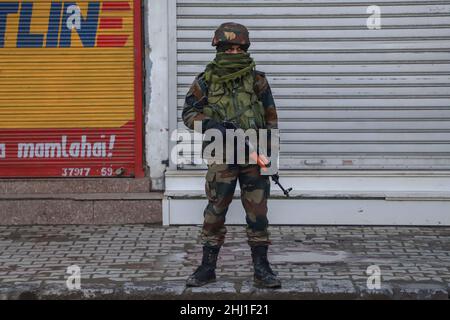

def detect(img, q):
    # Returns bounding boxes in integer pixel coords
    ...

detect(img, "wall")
[145,0,171,190]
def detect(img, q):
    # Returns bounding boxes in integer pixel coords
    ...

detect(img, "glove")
[202,118,227,136]
[222,121,238,130]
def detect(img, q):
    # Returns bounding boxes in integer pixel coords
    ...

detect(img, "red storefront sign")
[0,0,144,177]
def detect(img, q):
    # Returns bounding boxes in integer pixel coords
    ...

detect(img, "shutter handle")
[304,159,325,166]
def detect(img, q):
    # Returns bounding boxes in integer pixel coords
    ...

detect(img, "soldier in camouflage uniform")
[183,22,281,288]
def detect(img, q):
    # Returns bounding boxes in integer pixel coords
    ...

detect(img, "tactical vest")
[203,71,266,130]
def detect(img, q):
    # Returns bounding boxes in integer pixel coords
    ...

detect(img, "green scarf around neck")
[204,52,256,91]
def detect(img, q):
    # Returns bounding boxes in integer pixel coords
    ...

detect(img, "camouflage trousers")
[201,162,271,248]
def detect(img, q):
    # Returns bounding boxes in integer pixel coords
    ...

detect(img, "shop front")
[146,0,450,225]
[0,1,163,226]
[0,0,144,178]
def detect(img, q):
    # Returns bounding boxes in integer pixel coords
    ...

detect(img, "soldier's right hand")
[202,119,227,136]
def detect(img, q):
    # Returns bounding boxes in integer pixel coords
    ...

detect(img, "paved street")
[0,224,449,299]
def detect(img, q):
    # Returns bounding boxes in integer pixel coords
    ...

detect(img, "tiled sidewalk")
[0,225,449,299]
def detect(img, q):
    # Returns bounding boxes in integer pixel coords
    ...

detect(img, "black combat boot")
[251,245,281,288]
[186,245,220,287]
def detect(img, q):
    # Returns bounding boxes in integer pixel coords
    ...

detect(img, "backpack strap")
[197,72,209,97]
[253,70,266,98]
[192,72,209,109]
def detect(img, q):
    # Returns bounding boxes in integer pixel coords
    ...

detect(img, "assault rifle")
[222,121,293,198]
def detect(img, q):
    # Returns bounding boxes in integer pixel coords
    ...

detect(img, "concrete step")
[0,192,163,225]
[0,178,152,194]
[164,193,450,226]
[0,192,163,200]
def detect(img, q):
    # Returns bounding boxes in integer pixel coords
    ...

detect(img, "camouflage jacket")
[182,70,279,161]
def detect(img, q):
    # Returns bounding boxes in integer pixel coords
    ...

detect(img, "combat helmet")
[211,22,250,50]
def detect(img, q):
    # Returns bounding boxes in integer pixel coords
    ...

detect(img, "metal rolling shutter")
[176,0,450,170]
[0,0,143,178]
